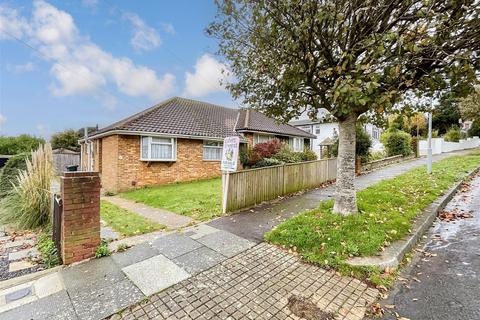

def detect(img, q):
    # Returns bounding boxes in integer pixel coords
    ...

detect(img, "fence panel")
[53,152,80,173]
[225,158,337,212]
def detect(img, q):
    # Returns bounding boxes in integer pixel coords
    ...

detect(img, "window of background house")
[203,141,223,160]
[141,136,176,161]
[315,125,321,135]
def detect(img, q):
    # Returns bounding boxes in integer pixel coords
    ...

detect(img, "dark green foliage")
[381,129,412,157]
[432,101,461,135]
[50,129,81,152]
[444,126,461,142]
[0,135,44,155]
[332,126,372,162]
[0,153,29,197]
[252,158,283,168]
[271,146,303,163]
[37,232,61,267]
[468,120,480,137]
[299,149,317,161]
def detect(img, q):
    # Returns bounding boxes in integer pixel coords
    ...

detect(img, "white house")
[289,111,384,157]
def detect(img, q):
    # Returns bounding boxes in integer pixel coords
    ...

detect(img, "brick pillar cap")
[62,171,99,178]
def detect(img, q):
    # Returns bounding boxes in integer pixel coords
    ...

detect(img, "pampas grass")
[0,143,54,229]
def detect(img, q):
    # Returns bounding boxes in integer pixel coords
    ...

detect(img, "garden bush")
[299,149,317,161]
[332,126,372,162]
[271,145,303,163]
[381,129,412,157]
[252,158,283,168]
[444,126,461,142]
[0,153,29,197]
[0,144,55,229]
[468,120,480,137]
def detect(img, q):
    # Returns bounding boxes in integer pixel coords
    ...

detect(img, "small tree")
[209,0,480,215]
[332,126,372,163]
[0,134,45,155]
[51,129,81,152]
[459,86,480,123]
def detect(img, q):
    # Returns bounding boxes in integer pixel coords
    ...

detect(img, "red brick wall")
[60,172,101,264]
[100,135,222,192]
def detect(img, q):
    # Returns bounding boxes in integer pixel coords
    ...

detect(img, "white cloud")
[0,114,6,127]
[0,1,175,105]
[184,54,231,97]
[0,5,30,39]
[8,62,35,73]
[161,23,175,35]
[81,0,98,8]
[123,12,160,52]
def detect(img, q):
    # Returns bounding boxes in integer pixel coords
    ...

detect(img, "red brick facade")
[60,172,101,264]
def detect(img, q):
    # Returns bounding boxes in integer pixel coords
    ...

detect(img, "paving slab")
[150,233,202,259]
[111,243,159,268]
[101,223,120,241]
[122,254,190,296]
[8,260,35,272]
[61,256,125,291]
[33,272,63,299]
[172,246,226,274]
[4,239,35,249]
[0,290,77,320]
[196,230,255,257]
[68,279,144,320]
[8,248,40,261]
[184,224,219,240]
[102,196,193,229]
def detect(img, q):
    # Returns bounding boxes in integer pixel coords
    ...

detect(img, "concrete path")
[102,196,194,229]
[208,150,475,242]
[0,225,254,320]
[376,171,480,320]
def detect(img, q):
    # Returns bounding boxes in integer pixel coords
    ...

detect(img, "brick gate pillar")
[60,172,101,264]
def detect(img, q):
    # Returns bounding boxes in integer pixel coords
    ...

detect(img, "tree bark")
[333,113,358,215]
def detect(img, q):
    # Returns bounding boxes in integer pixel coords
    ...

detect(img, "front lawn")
[100,201,166,237]
[120,178,222,221]
[266,151,480,285]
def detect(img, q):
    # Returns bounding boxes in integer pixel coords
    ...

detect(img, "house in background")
[80,97,314,192]
[289,111,384,158]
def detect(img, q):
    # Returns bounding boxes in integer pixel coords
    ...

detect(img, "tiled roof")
[236,109,315,138]
[90,97,315,140]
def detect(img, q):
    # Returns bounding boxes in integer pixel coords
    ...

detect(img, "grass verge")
[119,178,222,221]
[266,152,480,286]
[100,200,166,237]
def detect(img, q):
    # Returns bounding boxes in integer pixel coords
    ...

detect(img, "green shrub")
[0,153,29,197]
[444,126,461,142]
[381,129,412,157]
[0,144,54,229]
[332,126,372,162]
[468,120,480,137]
[299,149,317,161]
[0,134,45,155]
[369,151,386,161]
[271,145,303,163]
[252,158,283,168]
[37,232,60,268]
[95,239,112,258]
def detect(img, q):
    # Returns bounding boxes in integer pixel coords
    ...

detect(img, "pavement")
[102,196,194,229]
[376,170,480,320]
[208,150,474,242]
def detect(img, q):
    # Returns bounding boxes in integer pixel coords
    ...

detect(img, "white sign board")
[221,136,240,172]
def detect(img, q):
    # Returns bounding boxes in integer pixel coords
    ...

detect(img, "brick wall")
[100,135,222,192]
[60,172,101,264]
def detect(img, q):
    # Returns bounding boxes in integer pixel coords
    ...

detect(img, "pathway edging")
[347,166,480,270]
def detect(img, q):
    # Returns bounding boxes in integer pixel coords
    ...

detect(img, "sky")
[0,0,238,137]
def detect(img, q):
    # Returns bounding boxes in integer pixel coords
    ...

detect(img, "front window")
[141,136,176,161]
[289,137,304,152]
[203,140,223,161]
[253,134,274,145]
[315,125,321,135]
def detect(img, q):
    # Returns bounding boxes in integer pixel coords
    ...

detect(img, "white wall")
[419,137,480,155]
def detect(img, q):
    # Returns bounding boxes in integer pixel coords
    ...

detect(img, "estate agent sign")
[221,136,240,172]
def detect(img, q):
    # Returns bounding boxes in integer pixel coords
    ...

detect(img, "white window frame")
[314,125,321,135]
[140,136,177,161]
[253,133,274,145]
[289,137,304,152]
[203,140,223,161]
[300,125,312,134]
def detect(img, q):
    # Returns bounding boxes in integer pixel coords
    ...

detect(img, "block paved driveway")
[112,243,378,320]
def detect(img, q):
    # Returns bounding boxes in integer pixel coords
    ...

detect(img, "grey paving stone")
[112,243,159,268]
[101,225,120,241]
[150,233,202,259]
[5,286,33,303]
[196,230,254,257]
[0,290,78,320]
[172,246,226,275]
[4,239,35,249]
[68,279,144,320]
[185,224,219,240]
[8,248,40,261]
[122,254,190,296]
[61,256,125,291]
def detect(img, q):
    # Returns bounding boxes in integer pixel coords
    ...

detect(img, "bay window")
[141,136,176,161]
[203,141,223,161]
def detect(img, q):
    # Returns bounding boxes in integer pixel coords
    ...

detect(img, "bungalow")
[80,97,315,192]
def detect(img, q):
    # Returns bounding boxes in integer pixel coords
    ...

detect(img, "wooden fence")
[223,158,337,213]
[53,149,80,173]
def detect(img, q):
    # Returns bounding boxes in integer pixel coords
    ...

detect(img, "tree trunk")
[333,113,358,215]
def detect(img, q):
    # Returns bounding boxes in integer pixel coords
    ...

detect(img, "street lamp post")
[427,112,433,174]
